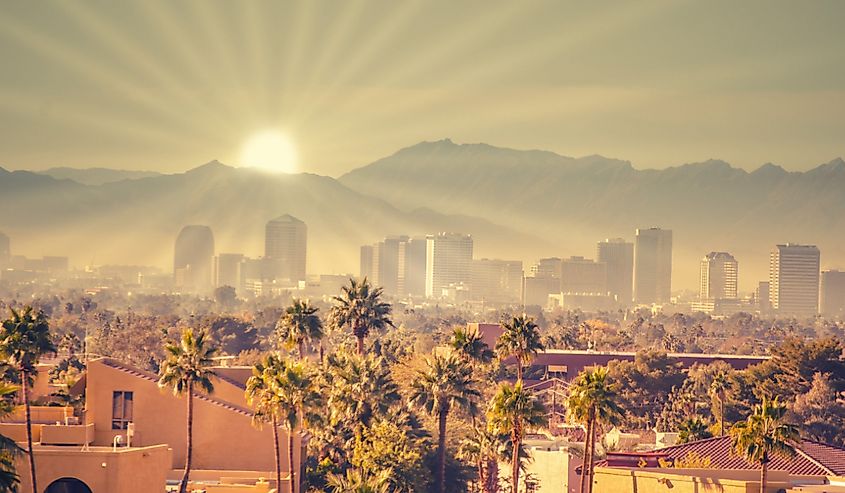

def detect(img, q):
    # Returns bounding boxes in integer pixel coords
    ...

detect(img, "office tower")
[524,257,562,307]
[215,253,244,291]
[634,228,673,304]
[265,214,307,282]
[769,243,820,316]
[359,245,374,279]
[699,252,738,300]
[756,281,771,315]
[560,256,607,295]
[372,236,407,297]
[0,232,9,265]
[403,237,427,297]
[425,233,473,298]
[820,270,845,318]
[597,238,634,304]
[471,259,523,303]
[173,225,215,292]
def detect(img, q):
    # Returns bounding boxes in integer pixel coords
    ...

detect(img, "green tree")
[790,372,845,446]
[329,278,393,355]
[409,354,480,493]
[730,397,800,493]
[566,366,623,493]
[158,328,218,493]
[327,468,390,493]
[269,360,321,493]
[350,419,428,493]
[0,306,56,493]
[245,354,285,490]
[677,417,713,444]
[277,299,323,360]
[487,381,547,493]
[495,315,544,382]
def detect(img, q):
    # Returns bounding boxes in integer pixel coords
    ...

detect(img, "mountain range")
[3,139,844,291]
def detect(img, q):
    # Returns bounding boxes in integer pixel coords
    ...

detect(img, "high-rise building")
[402,237,427,298]
[471,259,523,303]
[597,238,633,304]
[756,281,771,315]
[769,243,820,316]
[425,233,473,298]
[173,225,215,293]
[634,228,673,304]
[372,236,407,297]
[523,257,562,307]
[265,214,307,282]
[0,232,9,265]
[215,253,244,291]
[699,252,738,300]
[820,270,845,318]
[359,245,374,280]
[560,256,607,295]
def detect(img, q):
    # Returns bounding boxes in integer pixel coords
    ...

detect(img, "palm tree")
[0,306,56,493]
[458,426,508,493]
[566,366,623,493]
[277,299,323,360]
[325,350,400,430]
[730,397,800,493]
[451,326,494,365]
[158,328,217,493]
[245,354,285,491]
[495,315,544,382]
[268,360,320,493]
[710,371,729,436]
[327,468,390,493]
[409,354,480,493]
[0,382,23,493]
[677,417,713,444]
[329,278,392,355]
[487,381,547,493]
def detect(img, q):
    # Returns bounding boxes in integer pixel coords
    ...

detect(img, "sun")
[239,130,298,173]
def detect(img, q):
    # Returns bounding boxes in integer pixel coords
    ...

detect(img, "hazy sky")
[2,0,844,175]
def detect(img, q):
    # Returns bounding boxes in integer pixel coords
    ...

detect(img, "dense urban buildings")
[471,258,523,303]
[359,236,427,298]
[597,238,633,304]
[560,256,607,295]
[173,225,215,293]
[769,243,820,316]
[820,269,845,318]
[425,233,473,298]
[633,227,673,304]
[265,214,307,282]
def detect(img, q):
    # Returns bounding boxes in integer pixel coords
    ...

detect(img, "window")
[112,391,133,430]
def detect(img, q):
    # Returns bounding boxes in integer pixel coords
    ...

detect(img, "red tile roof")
[649,435,845,476]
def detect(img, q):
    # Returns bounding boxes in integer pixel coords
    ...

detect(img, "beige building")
[634,228,672,305]
[425,233,473,298]
[471,258,523,304]
[0,359,301,493]
[265,214,307,282]
[597,238,634,305]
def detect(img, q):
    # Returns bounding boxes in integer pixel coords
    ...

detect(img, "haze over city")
[1,3,845,493]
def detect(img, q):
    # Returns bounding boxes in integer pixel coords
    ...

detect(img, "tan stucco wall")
[16,444,171,493]
[85,359,302,474]
[593,467,794,493]
[523,446,573,493]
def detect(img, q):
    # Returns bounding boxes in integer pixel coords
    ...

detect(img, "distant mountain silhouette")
[3,142,844,290]
[36,167,162,186]
[0,162,547,275]
[340,140,845,289]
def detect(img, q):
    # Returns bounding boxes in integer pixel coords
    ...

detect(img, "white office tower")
[700,252,738,300]
[769,244,820,316]
[425,233,473,298]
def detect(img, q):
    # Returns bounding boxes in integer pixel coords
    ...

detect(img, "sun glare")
[239,130,298,173]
